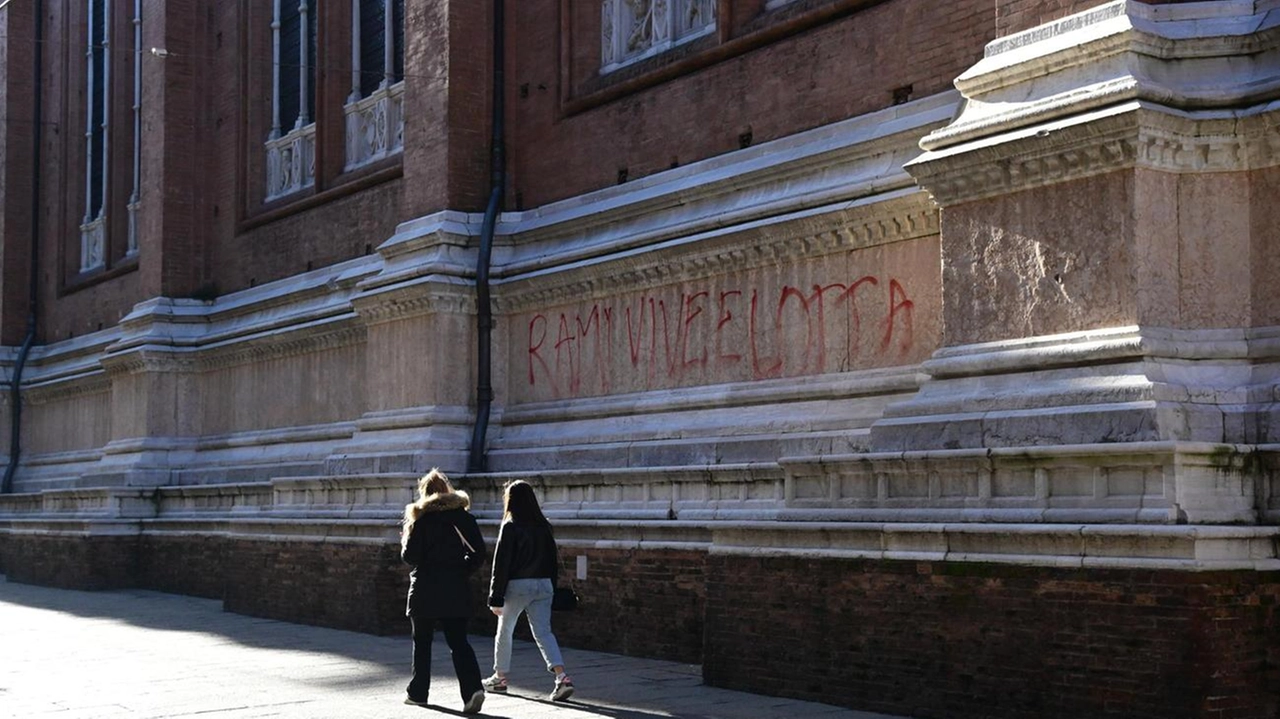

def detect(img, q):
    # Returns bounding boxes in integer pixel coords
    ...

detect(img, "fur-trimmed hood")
[416,490,470,513]
[404,490,470,526]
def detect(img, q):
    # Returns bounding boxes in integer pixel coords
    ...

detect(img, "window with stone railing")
[265,0,318,201]
[601,0,716,73]
[344,0,405,171]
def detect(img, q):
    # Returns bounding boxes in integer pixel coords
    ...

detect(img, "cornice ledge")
[362,211,478,293]
[925,0,1280,154]
[193,322,367,371]
[907,100,1280,206]
[492,98,955,280]
[492,191,938,314]
[99,347,199,376]
[21,372,112,405]
[349,274,476,323]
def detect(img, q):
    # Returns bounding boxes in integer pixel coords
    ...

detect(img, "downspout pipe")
[3,3,44,494]
[467,0,505,473]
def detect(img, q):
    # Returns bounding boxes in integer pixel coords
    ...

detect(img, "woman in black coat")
[401,469,487,713]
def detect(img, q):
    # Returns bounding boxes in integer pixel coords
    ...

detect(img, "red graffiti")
[525,275,918,399]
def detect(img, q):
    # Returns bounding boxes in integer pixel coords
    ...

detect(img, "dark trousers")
[407,616,483,703]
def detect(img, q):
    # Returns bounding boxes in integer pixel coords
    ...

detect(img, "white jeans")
[493,578,564,674]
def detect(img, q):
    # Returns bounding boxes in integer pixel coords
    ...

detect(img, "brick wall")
[137,534,229,600]
[511,0,1000,208]
[552,547,705,664]
[0,534,138,590]
[220,538,409,636]
[0,1,35,345]
[704,555,1280,719]
[466,546,707,665]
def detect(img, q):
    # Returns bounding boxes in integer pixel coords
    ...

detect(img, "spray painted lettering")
[524,276,915,399]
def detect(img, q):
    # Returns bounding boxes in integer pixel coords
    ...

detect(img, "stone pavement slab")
[0,575,907,719]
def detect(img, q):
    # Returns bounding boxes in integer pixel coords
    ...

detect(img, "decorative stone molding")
[493,194,939,314]
[498,92,956,270]
[20,373,112,405]
[468,464,786,521]
[79,216,106,272]
[343,81,405,171]
[193,324,367,372]
[355,93,954,319]
[0,487,158,519]
[907,0,1280,205]
[349,278,476,324]
[195,422,358,452]
[269,474,418,516]
[265,123,317,201]
[781,443,1199,524]
[4,463,1276,568]
[706,521,1280,571]
[910,103,1280,205]
[151,483,269,517]
[99,348,199,377]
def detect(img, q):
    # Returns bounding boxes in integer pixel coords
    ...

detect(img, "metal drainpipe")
[3,3,44,494]
[467,0,505,473]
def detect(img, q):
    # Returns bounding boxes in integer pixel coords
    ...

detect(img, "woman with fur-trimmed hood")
[400,468,487,713]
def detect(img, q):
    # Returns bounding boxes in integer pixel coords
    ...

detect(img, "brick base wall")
[137,535,229,600]
[220,538,409,636]
[704,555,1280,719]
[466,546,706,665]
[2,532,1276,717]
[0,534,138,589]
[543,547,704,664]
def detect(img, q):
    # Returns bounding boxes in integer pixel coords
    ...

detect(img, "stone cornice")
[926,0,1280,152]
[908,100,1280,205]
[349,276,476,324]
[21,372,112,405]
[193,322,366,372]
[492,192,939,314]
[99,348,200,377]
[371,92,956,298]
[908,0,1280,205]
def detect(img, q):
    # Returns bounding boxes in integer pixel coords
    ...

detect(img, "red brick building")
[1,1,1278,717]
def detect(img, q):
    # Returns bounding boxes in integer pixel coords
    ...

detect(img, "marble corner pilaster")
[906,0,1280,206]
[358,211,479,295]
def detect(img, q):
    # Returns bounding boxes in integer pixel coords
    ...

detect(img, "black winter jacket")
[401,491,486,618]
[487,520,558,607]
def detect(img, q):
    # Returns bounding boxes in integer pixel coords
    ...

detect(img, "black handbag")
[551,586,579,611]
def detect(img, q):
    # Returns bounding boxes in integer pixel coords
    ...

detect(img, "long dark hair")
[502,480,549,526]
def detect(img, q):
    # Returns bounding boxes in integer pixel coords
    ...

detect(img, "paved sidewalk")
[0,575,905,719]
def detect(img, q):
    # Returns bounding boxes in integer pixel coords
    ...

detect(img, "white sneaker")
[550,674,575,702]
[482,673,509,693]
